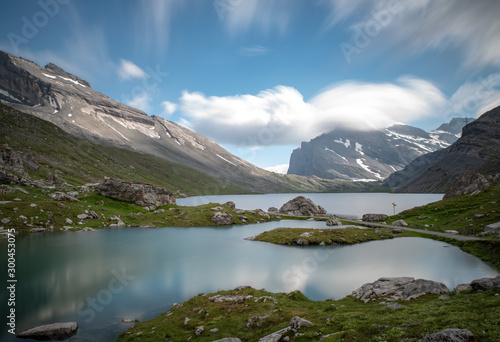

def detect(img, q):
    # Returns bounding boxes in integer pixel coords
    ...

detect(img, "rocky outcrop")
[417,328,475,342]
[0,144,39,175]
[362,214,387,222]
[211,211,234,225]
[257,316,314,342]
[326,216,342,226]
[17,321,78,340]
[352,277,449,302]
[279,196,326,216]
[386,105,500,193]
[97,177,175,210]
[443,171,491,199]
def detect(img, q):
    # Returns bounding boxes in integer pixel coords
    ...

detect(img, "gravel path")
[341,219,482,241]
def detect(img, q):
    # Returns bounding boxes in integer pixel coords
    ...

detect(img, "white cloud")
[445,73,500,120]
[324,0,500,69]
[265,164,289,174]
[161,101,178,115]
[118,59,146,80]
[178,77,446,147]
[126,93,152,112]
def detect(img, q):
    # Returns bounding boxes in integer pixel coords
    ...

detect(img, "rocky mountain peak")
[45,63,91,88]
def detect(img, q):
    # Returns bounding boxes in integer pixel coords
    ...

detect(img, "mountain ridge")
[0,51,365,194]
[287,120,465,182]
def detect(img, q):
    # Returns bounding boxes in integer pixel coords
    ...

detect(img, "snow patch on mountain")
[334,138,350,148]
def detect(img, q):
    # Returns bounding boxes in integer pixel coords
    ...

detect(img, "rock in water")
[417,328,476,342]
[279,196,326,216]
[17,322,78,340]
[97,177,175,210]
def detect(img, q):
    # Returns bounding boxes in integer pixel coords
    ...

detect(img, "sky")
[1,0,500,173]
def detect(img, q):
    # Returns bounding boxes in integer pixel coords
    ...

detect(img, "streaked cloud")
[324,0,500,69]
[221,0,294,36]
[239,45,269,56]
[118,59,146,80]
[178,77,446,147]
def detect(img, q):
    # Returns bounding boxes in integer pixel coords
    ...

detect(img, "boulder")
[290,316,314,331]
[362,214,388,222]
[279,196,326,216]
[417,328,475,342]
[49,192,79,202]
[484,221,500,235]
[212,339,242,342]
[195,326,204,336]
[268,207,279,212]
[295,238,310,246]
[97,177,175,210]
[470,275,500,291]
[17,322,78,340]
[392,228,403,233]
[326,216,342,226]
[352,277,449,302]
[211,212,234,225]
[392,219,408,227]
[223,201,236,209]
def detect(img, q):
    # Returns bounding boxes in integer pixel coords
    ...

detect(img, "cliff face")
[385,105,500,193]
[287,122,462,182]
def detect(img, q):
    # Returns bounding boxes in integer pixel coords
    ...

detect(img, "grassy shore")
[118,286,500,342]
[253,227,394,245]
[0,185,278,233]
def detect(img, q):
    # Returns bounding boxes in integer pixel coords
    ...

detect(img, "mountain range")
[0,51,362,194]
[287,120,466,182]
[385,105,500,193]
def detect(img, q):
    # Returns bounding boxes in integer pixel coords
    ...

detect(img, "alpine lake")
[1,193,498,341]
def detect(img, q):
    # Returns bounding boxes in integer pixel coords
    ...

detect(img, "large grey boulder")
[352,277,449,302]
[279,196,326,216]
[470,275,500,291]
[392,219,408,227]
[362,214,388,222]
[326,216,342,226]
[417,328,475,342]
[211,339,242,342]
[98,177,175,210]
[484,221,500,235]
[17,322,78,340]
[211,212,234,225]
[444,171,490,199]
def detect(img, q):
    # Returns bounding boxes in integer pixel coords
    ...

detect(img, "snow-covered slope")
[287,121,467,182]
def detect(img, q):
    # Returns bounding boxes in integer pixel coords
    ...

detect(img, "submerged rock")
[17,322,78,340]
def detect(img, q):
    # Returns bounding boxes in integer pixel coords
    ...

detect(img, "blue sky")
[1,0,500,172]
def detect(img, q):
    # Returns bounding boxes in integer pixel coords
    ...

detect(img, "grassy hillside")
[388,186,500,236]
[0,103,249,196]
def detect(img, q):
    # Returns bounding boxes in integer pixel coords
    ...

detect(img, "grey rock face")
[210,212,234,225]
[0,144,39,176]
[279,196,326,216]
[362,214,387,222]
[417,328,475,342]
[352,277,449,302]
[444,171,491,199]
[98,177,175,210]
[17,321,78,340]
[386,105,500,193]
